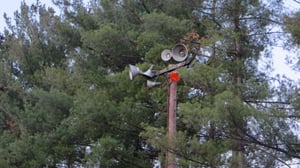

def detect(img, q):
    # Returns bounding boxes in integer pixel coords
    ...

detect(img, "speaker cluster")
[161,44,188,62]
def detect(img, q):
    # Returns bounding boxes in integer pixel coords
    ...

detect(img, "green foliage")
[81,24,138,71]
[0,0,299,167]
[285,12,300,45]
[137,12,193,63]
[20,88,73,135]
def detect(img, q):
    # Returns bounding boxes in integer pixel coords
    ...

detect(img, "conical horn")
[147,80,161,88]
[129,64,142,80]
[172,43,188,62]
[161,49,173,61]
[142,65,154,78]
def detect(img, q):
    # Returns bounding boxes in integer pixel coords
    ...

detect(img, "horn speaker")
[129,64,155,80]
[147,80,161,88]
[129,64,142,80]
[142,65,154,78]
[161,49,173,61]
[172,44,188,62]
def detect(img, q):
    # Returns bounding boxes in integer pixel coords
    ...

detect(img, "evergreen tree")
[284,2,300,69]
[0,1,78,167]
[0,0,299,167]
[142,0,300,167]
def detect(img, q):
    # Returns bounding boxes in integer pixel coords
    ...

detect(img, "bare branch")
[0,106,17,121]
[294,0,300,4]
[245,100,291,105]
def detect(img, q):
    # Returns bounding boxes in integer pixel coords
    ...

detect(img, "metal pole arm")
[153,55,195,78]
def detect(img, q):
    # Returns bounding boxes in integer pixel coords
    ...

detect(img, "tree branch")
[0,106,17,121]
[245,100,291,104]
[243,131,300,159]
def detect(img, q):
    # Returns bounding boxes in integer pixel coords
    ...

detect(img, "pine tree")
[0,0,299,167]
[142,0,300,167]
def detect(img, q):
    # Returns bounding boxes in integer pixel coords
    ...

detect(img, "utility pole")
[166,71,179,168]
[129,44,194,168]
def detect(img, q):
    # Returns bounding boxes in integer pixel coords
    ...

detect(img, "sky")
[0,0,300,82]
[0,0,57,30]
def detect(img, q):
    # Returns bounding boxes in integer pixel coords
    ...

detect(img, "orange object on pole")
[169,71,180,83]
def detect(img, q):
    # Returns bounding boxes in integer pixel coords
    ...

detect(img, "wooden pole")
[166,72,178,168]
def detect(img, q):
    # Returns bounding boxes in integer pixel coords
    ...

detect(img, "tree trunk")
[231,0,245,167]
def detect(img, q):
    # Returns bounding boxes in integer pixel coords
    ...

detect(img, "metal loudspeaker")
[161,49,173,61]
[129,64,142,80]
[129,64,155,80]
[143,65,154,78]
[172,43,188,62]
[147,80,161,88]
